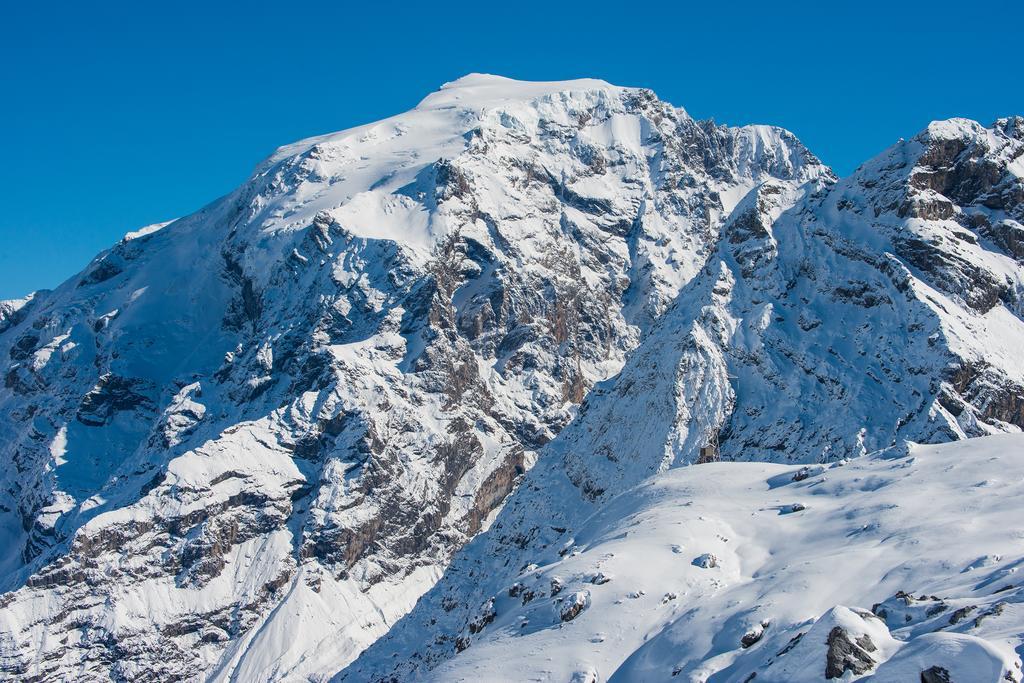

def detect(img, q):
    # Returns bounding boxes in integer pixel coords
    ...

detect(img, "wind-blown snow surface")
[1,75,1023,682]
[344,436,1024,682]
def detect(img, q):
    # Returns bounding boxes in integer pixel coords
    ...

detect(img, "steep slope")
[367,435,1024,682]
[340,117,1024,681]
[0,75,823,681]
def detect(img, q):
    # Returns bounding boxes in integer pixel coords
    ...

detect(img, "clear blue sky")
[1,0,1021,299]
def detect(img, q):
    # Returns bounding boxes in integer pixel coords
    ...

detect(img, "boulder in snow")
[560,590,591,622]
[693,553,718,569]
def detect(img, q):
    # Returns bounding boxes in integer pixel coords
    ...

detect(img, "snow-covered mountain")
[0,75,1022,682]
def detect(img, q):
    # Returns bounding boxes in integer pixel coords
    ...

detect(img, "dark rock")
[741,622,768,648]
[76,374,156,426]
[559,591,589,622]
[9,333,39,361]
[776,631,804,656]
[825,627,877,679]
[78,257,123,286]
[467,599,495,634]
[921,665,952,683]
[692,553,718,569]
[973,602,1006,628]
[948,605,977,625]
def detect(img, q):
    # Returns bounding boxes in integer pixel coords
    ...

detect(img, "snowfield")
[347,436,1024,682]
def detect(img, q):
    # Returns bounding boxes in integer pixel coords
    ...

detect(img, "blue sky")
[1,0,1021,298]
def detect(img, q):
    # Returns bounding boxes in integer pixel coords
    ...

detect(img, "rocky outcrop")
[825,626,878,678]
[559,590,590,622]
[920,666,952,683]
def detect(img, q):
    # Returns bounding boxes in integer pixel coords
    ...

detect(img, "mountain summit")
[1,76,1022,682]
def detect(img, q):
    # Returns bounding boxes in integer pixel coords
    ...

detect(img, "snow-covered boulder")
[692,553,719,569]
[559,590,591,622]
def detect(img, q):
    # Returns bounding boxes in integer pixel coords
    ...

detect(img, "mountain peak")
[921,117,988,141]
[416,73,624,110]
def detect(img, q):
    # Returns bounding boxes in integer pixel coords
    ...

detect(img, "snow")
[416,73,624,111]
[123,220,174,241]
[0,293,35,321]
[212,563,443,683]
[381,436,1024,682]
[328,190,434,249]
[924,117,988,141]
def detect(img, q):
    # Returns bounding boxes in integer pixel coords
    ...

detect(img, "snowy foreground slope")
[1,75,1023,681]
[344,435,1024,682]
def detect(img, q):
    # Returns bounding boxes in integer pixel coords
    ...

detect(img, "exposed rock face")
[825,626,878,678]
[740,621,768,648]
[559,590,590,622]
[921,665,952,683]
[0,75,823,681]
